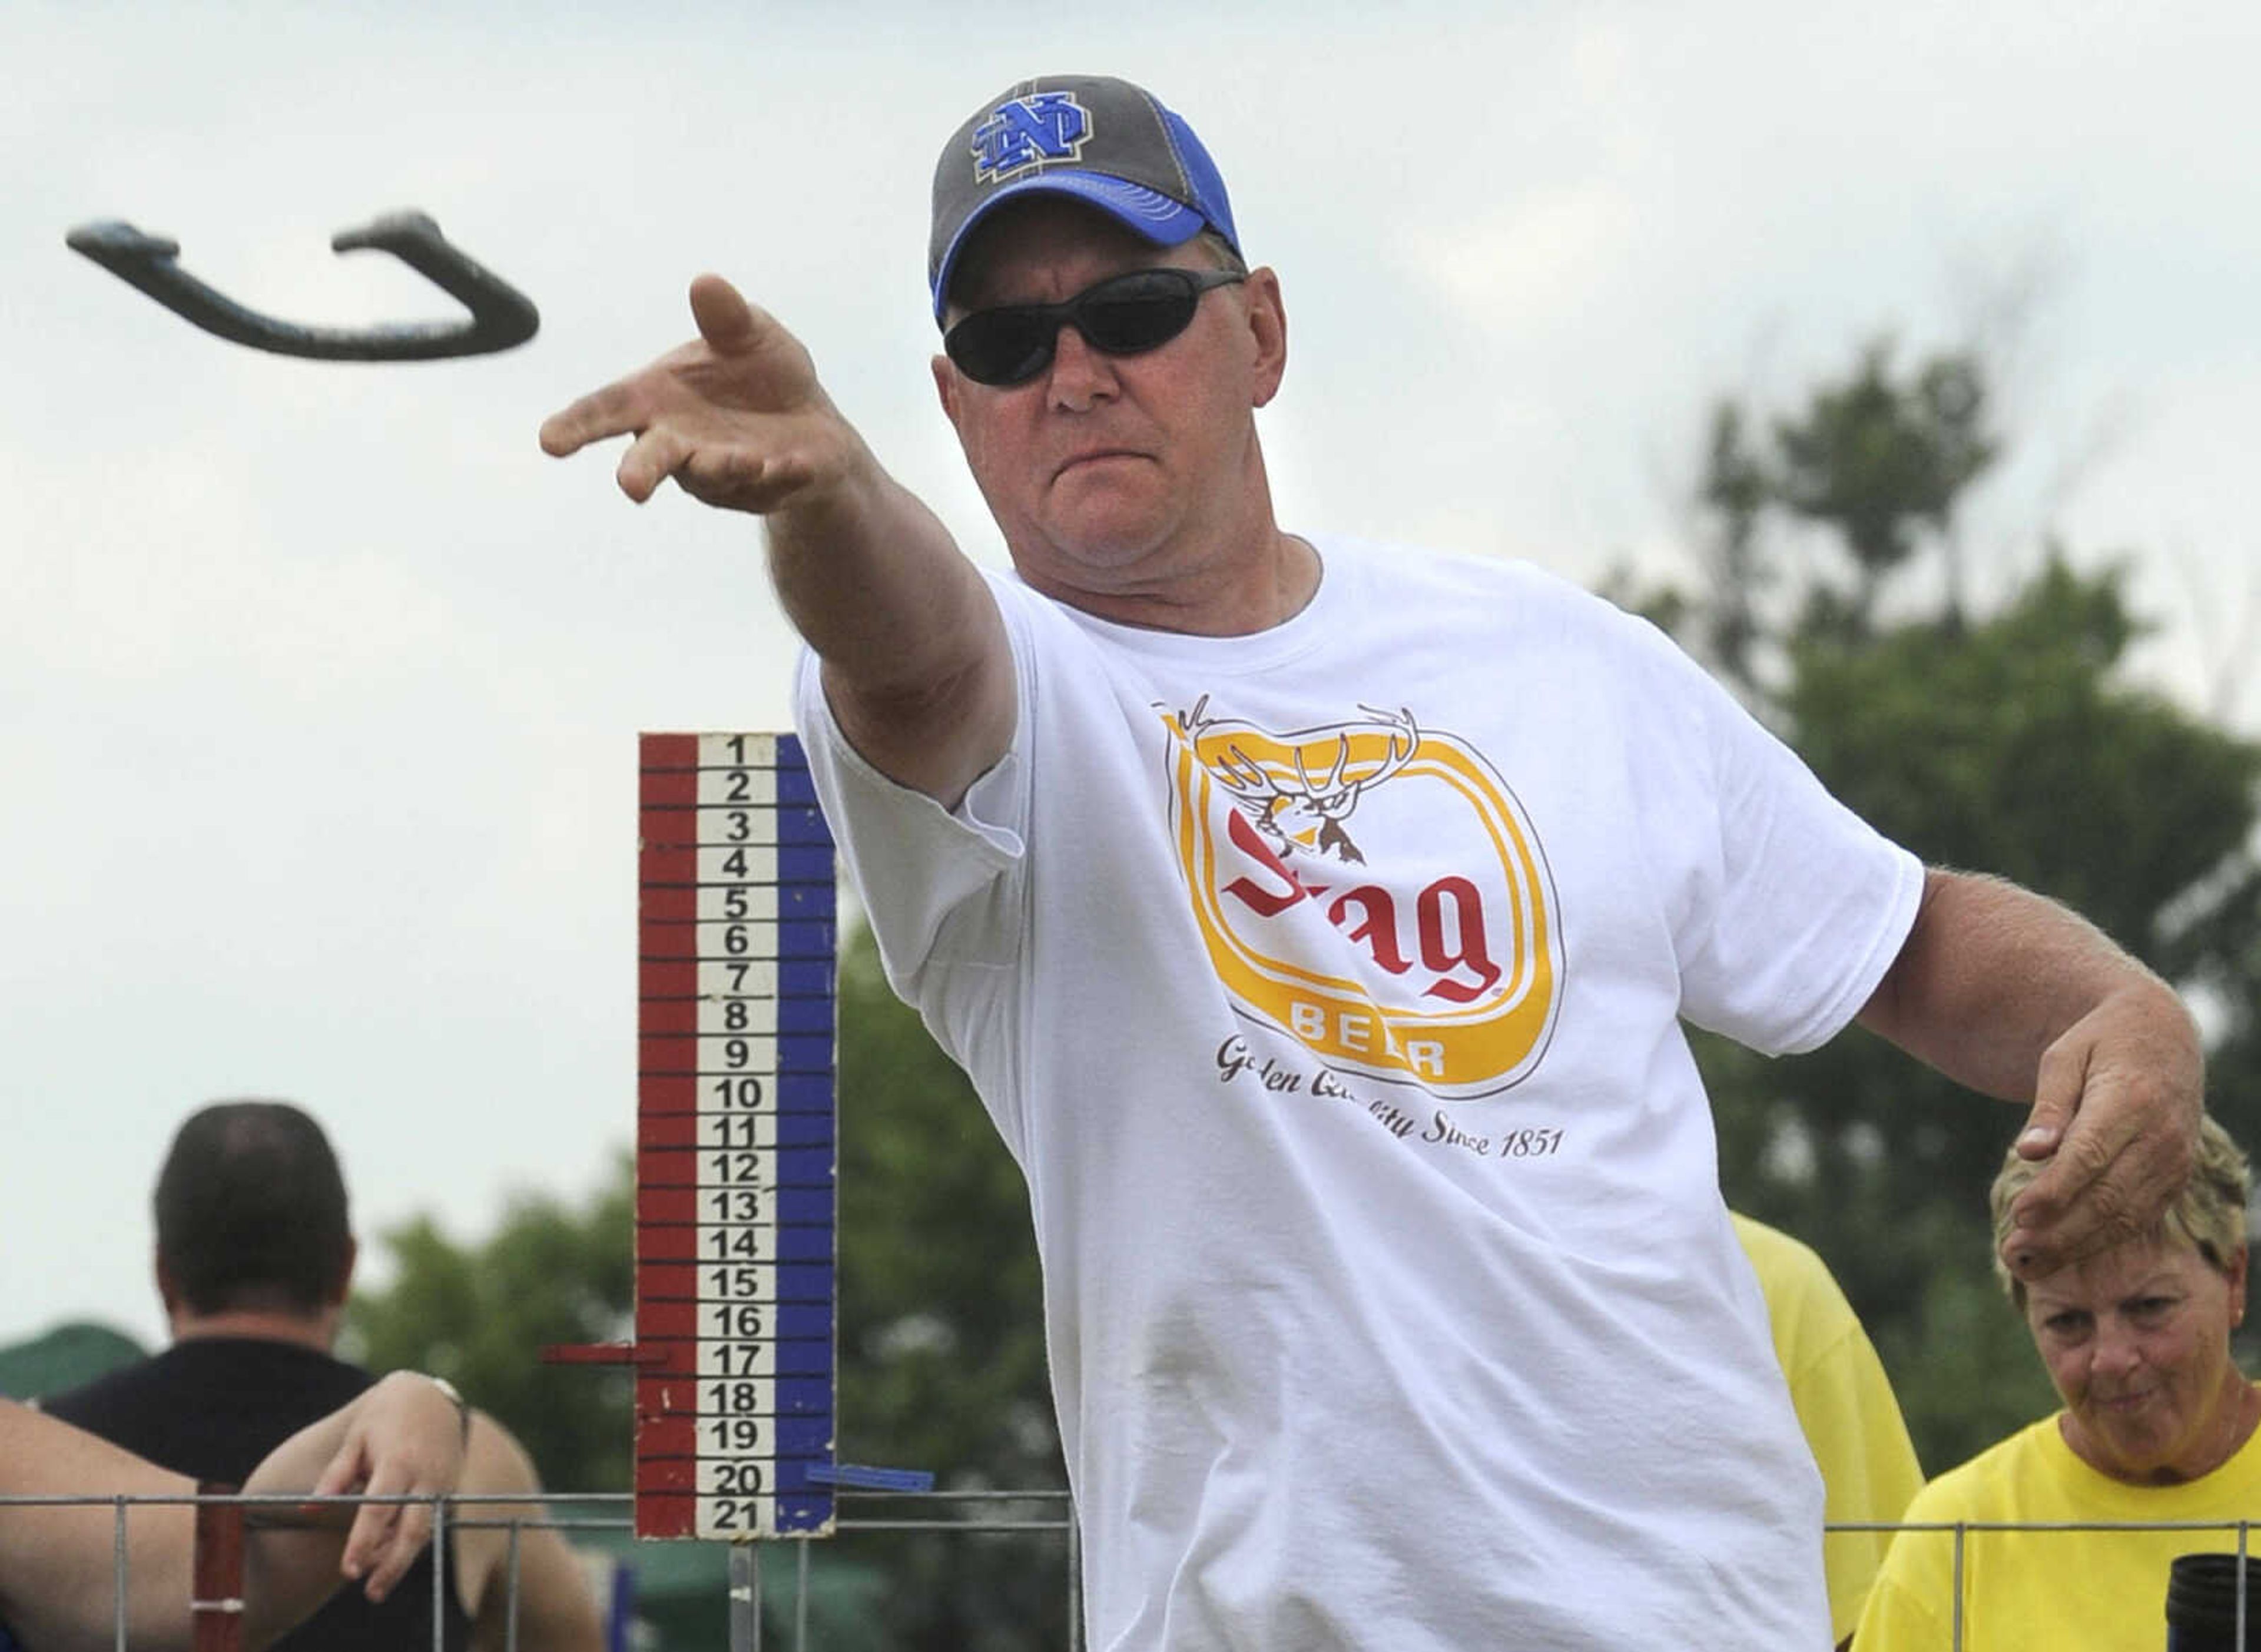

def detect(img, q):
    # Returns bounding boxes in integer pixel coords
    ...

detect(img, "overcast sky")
[5,1,2257,1355]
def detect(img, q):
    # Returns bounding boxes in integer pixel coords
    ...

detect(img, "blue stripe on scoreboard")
[635,732,837,1541]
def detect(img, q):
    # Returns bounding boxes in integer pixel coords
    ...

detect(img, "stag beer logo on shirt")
[1164,696,1562,1097]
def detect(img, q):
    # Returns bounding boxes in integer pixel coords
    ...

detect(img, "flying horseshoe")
[64,210,539,361]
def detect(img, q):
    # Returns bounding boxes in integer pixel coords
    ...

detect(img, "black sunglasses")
[944,267,1247,388]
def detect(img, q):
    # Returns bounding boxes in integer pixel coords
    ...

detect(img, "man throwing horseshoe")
[543,74,2203,1650]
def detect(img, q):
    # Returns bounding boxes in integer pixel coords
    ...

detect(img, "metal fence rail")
[9,1488,2257,1651]
[0,1487,1080,1652]
[1835,1515,2259,1649]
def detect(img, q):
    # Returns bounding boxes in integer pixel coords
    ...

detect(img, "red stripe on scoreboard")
[633,731,837,1542]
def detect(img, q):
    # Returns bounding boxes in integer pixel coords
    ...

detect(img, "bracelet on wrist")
[416,1372,473,1447]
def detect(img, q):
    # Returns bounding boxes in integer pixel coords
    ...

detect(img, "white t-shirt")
[795,535,1925,1650]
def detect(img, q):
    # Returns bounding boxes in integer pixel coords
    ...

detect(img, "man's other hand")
[1998,982,2203,1282]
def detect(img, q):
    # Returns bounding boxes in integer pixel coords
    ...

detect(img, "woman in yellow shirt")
[1858,1115,2261,1649]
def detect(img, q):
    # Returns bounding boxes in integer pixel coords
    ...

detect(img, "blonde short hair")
[1991,1113,2250,1310]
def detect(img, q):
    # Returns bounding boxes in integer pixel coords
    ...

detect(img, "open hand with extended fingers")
[316,1372,472,1603]
[539,274,862,515]
[1997,981,2204,1283]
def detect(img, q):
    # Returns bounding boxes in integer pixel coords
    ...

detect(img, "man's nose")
[1046,323,1118,409]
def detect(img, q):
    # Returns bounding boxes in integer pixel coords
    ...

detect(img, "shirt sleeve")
[793,642,1027,997]
[789,578,1040,1146]
[1851,1545,1956,1652]
[1617,615,1924,1054]
[1846,1461,1975,1652]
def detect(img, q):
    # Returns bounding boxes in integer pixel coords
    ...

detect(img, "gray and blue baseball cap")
[928,74,1241,323]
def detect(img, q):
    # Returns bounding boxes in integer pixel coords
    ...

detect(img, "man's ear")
[1243,267,1287,409]
[933,353,965,432]
[154,1249,180,1314]
[328,1235,359,1308]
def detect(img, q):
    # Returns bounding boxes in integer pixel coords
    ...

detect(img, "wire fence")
[11,1488,2261,1651]
[0,1486,1082,1652]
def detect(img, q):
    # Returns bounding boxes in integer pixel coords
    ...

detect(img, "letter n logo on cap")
[972,92,1092,184]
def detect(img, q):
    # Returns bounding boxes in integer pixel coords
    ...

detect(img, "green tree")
[343,1156,635,1493]
[1630,337,2261,1471]
[1772,341,1995,623]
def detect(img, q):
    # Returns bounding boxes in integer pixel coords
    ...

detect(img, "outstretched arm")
[540,275,1013,807]
[1856,867,2203,1281]
[0,1373,468,1652]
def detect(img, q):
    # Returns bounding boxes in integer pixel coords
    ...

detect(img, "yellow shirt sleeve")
[1854,1557,1955,1652]
[1735,1214,1928,1643]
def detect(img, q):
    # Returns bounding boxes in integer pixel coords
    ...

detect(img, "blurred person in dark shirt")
[2,1369,466,1652]
[43,1100,600,1652]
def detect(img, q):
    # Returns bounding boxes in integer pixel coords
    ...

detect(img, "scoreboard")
[632,732,837,1540]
